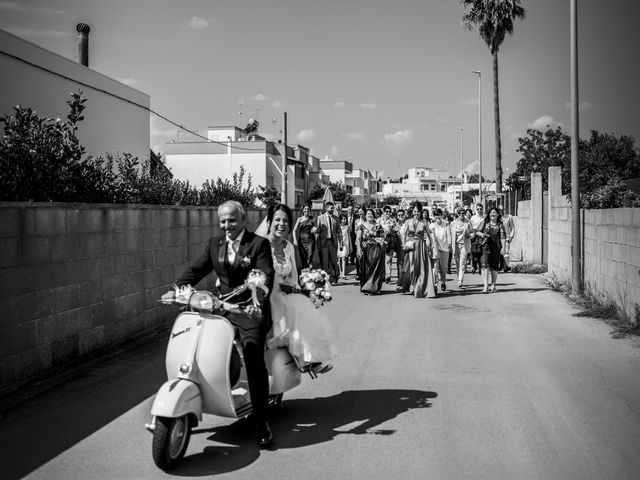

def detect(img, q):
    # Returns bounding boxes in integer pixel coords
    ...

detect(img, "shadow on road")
[0,330,168,480]
[176,388,437,476]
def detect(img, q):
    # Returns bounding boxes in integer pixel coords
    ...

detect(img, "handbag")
[385,232,399,252]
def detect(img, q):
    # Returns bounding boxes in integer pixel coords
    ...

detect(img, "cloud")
[381,129,414,154]
[360,102,377,109]
[187,16,210,29]
[150,117,175,137]
[3,26,70,38]
[252,93,269,102]
[333,101,345,109]
[330,145,340,157]
[0,1,70,16]
[528,115,566,131]
[460,98,479,107]
[563,101,592,111]
[343,132,365,141]
[435,117,450,124]
[297,129,316,142]
[120,78,138,87]
[271,100,285,108]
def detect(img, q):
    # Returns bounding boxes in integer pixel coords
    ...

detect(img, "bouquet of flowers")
[298,267,332,308]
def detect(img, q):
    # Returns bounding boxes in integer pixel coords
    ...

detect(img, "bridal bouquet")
[299,267,332,308]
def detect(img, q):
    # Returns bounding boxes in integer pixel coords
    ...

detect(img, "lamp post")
[472,70,482,206]
[570,0,582,294]
[458,126,464,207]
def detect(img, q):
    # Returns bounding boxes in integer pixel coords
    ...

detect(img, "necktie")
[227,238,238,263]
[327,215,332,239]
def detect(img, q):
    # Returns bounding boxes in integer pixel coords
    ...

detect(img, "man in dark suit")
[161,200,275,447]
[315,201,342,283]
[346,204,357,267]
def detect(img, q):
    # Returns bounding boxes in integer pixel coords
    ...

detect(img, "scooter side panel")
[196,314,239,418]
[266,348,302,394]
[151,379,202,420]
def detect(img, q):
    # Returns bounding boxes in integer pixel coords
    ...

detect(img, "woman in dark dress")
[292,202,316,270]
[476,206,506,293]
[356,207,386,295]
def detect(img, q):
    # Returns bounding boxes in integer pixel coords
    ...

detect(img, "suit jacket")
[316,212,342,245]
[176,229,275,308]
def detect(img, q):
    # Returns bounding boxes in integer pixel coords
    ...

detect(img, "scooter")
[146,270,302,471]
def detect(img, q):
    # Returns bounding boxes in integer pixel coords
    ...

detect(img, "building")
[0,28,150,162]
[164,125,322,208]
[381,166,460,207]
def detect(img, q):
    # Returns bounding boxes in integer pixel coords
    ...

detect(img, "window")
[441,185,446,192]
[430,184,435,191]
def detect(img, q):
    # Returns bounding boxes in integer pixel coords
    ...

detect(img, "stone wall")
[0,203,265,396]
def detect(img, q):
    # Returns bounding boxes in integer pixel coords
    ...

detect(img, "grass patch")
[510,262,547,274]
[543,273,640,339]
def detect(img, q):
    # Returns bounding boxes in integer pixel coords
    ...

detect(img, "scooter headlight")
[188,291,215,312]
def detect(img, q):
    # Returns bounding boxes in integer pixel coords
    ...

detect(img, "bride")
[256,203,335,375]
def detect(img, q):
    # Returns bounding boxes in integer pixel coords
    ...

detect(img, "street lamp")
[472,70,483,206]
[458,126,464,207]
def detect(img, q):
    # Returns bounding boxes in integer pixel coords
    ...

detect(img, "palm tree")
[461,0,525,194]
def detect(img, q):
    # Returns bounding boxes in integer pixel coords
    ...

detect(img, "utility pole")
[281,112,288,204]
[458,127,464,207]
[570,0,582,295]
[472,70,483,206]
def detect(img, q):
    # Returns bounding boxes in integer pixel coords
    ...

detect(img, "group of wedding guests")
[291,200,515,297]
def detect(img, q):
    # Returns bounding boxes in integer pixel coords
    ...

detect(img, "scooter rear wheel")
[152,415,192,471]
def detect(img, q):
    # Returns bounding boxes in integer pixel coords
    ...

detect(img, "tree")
[461,0,526,194]
[381,194,401,206]
[306,182,353,206]
[506,127,640,207]
[256,185,281,209]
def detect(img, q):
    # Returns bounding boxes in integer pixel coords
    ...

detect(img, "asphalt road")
[2,270,640,480]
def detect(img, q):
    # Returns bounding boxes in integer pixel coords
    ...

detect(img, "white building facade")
[0,29,150,161]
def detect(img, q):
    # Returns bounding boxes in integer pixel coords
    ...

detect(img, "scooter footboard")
[151,379,202,420]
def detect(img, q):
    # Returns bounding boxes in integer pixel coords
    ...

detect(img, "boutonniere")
[240,256,252,268]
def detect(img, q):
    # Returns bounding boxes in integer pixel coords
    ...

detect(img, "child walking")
[338,214,352,279]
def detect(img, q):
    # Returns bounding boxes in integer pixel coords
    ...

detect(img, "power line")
[1,48,268,153]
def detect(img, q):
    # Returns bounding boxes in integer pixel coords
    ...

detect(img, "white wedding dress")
[267,240,336,363]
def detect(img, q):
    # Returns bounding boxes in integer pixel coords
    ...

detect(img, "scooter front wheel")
[152,415,192,471]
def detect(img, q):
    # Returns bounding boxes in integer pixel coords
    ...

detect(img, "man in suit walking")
[316,201,342,283]
[346,204,357,267]
[161,200,275,447]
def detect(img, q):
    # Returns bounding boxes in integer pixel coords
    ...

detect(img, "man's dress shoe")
[256,421,273,447]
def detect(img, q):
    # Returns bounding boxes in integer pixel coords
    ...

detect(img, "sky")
[1,0,639,180]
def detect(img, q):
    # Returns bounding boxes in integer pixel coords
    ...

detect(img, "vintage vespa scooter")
[146,270,301,471]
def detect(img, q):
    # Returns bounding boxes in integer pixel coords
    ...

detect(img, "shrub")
[0,92,258,207]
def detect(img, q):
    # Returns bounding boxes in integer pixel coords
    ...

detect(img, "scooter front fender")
[151,379,202,421]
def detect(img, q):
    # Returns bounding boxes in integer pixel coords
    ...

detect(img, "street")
[2,271,640,480]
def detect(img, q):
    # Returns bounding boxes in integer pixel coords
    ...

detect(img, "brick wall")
[0,203,266,396]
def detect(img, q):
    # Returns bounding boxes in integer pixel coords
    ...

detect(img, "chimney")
[76,23,90,67]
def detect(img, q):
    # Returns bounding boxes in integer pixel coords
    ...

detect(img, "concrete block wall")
[511,200,531,262]
[513,167,639,321]
[582,208,640,319]
[0,203,266,396]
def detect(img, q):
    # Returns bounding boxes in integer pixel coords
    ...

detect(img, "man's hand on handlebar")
[245,305,262,319]
[161,290,176,304]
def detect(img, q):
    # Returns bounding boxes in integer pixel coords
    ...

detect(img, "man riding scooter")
[161,200,275,447]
